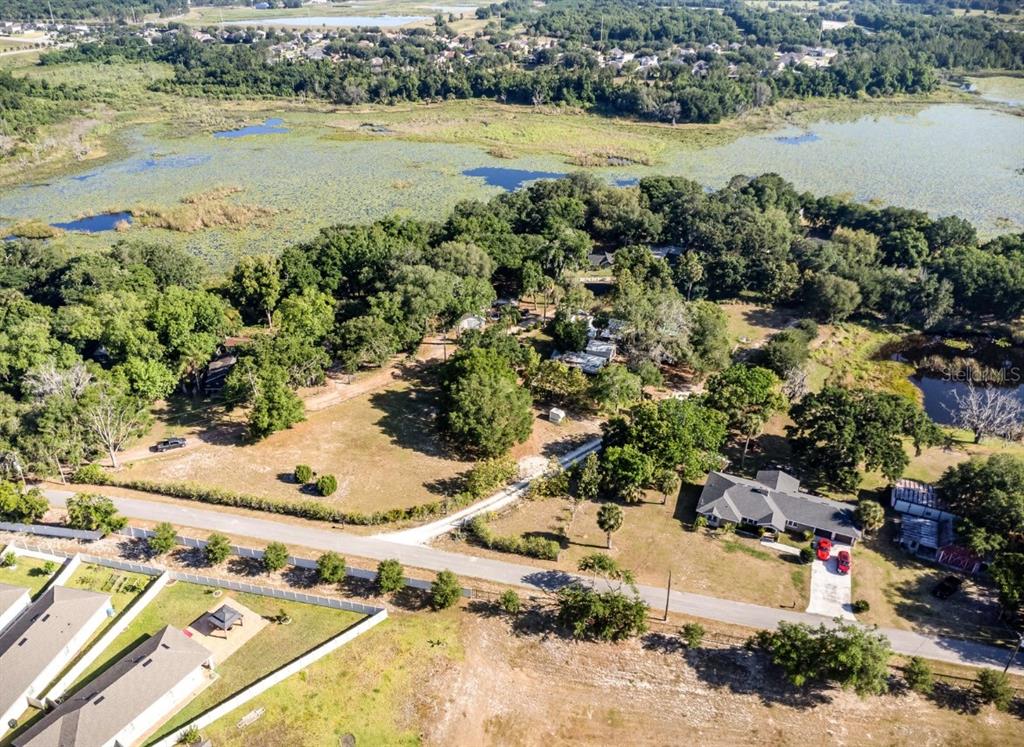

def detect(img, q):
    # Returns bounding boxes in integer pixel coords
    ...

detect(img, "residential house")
[557,351,608,375]
[890,479,980,571]
[584,339,615,362]
[696,470,863,545]
[0,583,30,635]
[0,586,113,730]
[14,626,213,747]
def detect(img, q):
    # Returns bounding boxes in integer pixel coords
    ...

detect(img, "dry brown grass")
[131,186,277,233]
[437,483,810,609]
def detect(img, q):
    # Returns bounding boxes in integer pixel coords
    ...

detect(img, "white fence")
[44,572,171,703]
[0,521,102,541]
[166,572,383,616]
[150,609,389,747]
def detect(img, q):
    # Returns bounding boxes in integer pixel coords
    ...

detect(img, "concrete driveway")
[806,543,855,619]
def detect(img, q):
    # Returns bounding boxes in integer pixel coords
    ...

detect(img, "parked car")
[152,437,186,453]
[932,575,963,600]
[816,537,832,561]
[837,550,851,574]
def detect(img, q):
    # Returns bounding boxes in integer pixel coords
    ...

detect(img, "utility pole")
[662,569,672,621]
[1003,631,1024,675]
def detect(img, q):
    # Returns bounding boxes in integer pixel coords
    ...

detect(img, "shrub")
[903,656,934,695]
[204,533,231,566]
[801,530,814,542]
[851,599,870,613]
[317,551,347,583]
[799,547,815,564]
[294,464,313,483]
[976,668,1013,711]
[692,515,708,531]
[70,463,109,485]
[316,474,338,497]
[430,570,461,610]
[556,583,648,641]
[465,515,560,560]
[65,494,126,536]
[0,552,14,568]
[42,560,57,574]
[148,522,177,556]
[177,726,202,746]
[680,622,705,649]
[376,559,405,593]
[465,456,518,499]
[263,541,289,573]
[498,589,521,615]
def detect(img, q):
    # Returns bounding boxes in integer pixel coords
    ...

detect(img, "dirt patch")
[426,612,1022,746]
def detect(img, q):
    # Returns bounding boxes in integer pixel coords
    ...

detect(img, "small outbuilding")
[548,407,566,424]
[208,604,244,638]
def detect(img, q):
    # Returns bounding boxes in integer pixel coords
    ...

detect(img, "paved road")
[378,437,602,545]
[41,488,1023,675]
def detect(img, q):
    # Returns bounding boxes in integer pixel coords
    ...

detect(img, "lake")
[52,211,132,233]
[0,103,1020,265]
[220,15,428,28]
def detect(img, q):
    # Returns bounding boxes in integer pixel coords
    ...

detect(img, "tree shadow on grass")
[641,632,686,655]
[687,646,833,710]
[424,472,469,497]
[116,537,152,562]
[928,681,982,715]
[369,378,461,460]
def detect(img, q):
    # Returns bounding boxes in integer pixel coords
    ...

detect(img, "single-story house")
[13,625,212,747]
[696,470,863,545]
[456,314,486,336]
[896,514,955,555]
[557,351,608,375]
[0,586,113,730]
[0,582,31,635]
[890,479,957,523]
[585,339,615,361]
[588,250,616,268]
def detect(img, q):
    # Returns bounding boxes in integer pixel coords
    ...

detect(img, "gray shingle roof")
[697,471,862,540]
[13,626,212,747]
[0,586,111,720]
[0,582,30,624]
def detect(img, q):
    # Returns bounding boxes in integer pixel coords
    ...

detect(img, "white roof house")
[13,626,213,747]
[0,586,112,730]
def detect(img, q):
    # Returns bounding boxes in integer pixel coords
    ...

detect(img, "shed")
[890,479,957,523]
[549,407,566,424]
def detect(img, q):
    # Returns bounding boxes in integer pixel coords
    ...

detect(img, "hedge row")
[69,465,478,527]
[465,514,560,560]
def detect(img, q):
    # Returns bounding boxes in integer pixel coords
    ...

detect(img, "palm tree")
[596,503,623,550]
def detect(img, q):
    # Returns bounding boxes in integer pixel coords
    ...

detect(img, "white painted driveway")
[806,543,854,619]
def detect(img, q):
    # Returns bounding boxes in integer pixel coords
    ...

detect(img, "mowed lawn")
[197,609,462,747]
[437,484,810,610]
[0,552,57,597]
[121,377,599,518]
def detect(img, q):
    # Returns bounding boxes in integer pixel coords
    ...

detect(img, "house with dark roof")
[696,470,863,545]
[0,586,112,730]
[13,625,212,747]
[0,582,31,635]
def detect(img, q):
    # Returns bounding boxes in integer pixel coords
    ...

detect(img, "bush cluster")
[465,515,560,560]
[465,456,518,499]
[70,469,480,527]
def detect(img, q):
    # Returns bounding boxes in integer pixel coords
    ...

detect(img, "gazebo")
[208,604,244,638]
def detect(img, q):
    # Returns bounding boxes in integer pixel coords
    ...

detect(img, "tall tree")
[597,503,624,549]
[705,364,785,466]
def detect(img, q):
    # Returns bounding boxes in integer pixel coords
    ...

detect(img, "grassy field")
[437,484,811,610]
[0,553,55,597]
[118,374,599,521]
[197,608,462,746]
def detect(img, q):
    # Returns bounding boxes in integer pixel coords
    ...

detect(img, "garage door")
[813,528,832,539]
[834,534,855,545]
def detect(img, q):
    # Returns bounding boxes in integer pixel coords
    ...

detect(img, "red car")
[816,537,833,561]
[837,550,851,574]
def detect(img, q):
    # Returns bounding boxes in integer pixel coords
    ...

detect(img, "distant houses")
[0,586,113,730]
[551,312,623,375]
[12,626,213,747]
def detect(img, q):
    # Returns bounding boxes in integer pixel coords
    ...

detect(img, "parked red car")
[837,550,851,574]
[816,537,833,561]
